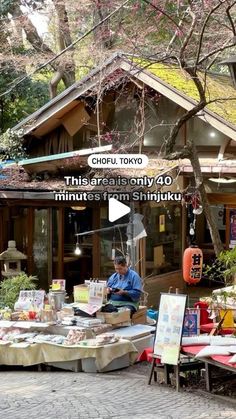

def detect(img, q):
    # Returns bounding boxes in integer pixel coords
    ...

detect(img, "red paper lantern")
[183,246,203,284]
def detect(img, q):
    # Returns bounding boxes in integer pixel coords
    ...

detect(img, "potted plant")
[0,273,38,309]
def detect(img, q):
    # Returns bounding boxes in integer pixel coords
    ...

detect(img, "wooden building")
[1,53,236,302]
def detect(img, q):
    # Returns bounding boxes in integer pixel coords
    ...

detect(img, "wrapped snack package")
[64,329,87,345]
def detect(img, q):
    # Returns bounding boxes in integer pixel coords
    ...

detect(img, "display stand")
[148,290,187,391]
[0,321,155,372]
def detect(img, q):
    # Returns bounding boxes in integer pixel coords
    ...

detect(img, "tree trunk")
[52,0,76,90]
[190,142,224,256]
[10,0,75,97]
[49,67,64,99]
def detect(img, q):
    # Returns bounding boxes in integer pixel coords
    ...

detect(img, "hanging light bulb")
[74,238,82,256]
[189,223,195,236]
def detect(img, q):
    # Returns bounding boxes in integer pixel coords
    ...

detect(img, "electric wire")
[0,0,131,99]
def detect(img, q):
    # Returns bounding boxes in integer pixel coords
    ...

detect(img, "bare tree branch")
[179,9,196,60]
[141,0,181,30]
[164,99,206,155]
[199,40,235,65]
[194,0,229,70]
[226,2,236,36]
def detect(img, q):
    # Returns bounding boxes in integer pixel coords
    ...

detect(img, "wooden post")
[205,362,212,392]
[0,209,4,253]
[48,208,53,287]
[175,364,180,392]
[57,207,64,278]
[163,364,171,385]
[148,358,156,385]
[92,207,100,278]
[27,207,34,274]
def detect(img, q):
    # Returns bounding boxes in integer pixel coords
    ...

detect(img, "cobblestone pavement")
[0,363,235,419]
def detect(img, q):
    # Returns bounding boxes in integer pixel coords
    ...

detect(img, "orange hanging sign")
[183,246,203,285]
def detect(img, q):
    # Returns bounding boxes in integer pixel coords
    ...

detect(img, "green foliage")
[0,0,17,16]
[217,247,236,284]
[0,273,38,309]
[0,68,50,132]
[202,258,226,286]
[0,128,26,160]
[212,289,236,306]
[203,247,236,286]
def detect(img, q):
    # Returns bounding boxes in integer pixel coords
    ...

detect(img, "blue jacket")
[107,268,142,304]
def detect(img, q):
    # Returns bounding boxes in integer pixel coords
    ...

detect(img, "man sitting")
[106,256,142,317]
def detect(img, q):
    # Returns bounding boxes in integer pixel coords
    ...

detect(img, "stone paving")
[0,364,235,419]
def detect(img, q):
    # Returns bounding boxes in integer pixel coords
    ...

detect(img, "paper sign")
[52,283,60,290]
[89,282,105,306]
[183,308,200,337]
[52,279,66,291]
[159,214,165,232]
[74,286,89,303]
[161,344,180,365]
[154,293,187,365]
[15,290,45,311]
[230,210,236,247]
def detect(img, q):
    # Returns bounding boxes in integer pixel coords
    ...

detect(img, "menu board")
[154,293,187,365]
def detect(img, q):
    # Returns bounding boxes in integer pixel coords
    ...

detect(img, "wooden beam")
[2,199,96,208]
[208,194,236,205]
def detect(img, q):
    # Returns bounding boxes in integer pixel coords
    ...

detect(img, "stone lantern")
[0,241,27,278]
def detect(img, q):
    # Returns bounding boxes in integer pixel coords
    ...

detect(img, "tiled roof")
[13,53,236,135]
[0,159,177,191]
[1,158,236,196]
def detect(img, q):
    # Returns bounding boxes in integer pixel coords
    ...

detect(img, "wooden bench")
[181,346,236,392]
[148,352,204,392]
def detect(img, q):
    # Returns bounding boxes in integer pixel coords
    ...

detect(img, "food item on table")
[18,312,29,321]
[64,329,87,345]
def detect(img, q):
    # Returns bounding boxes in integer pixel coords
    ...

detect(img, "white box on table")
[81,353,130,373]
[47,359,82,372]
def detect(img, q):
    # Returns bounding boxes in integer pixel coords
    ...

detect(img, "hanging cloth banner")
[126,213,147,247]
